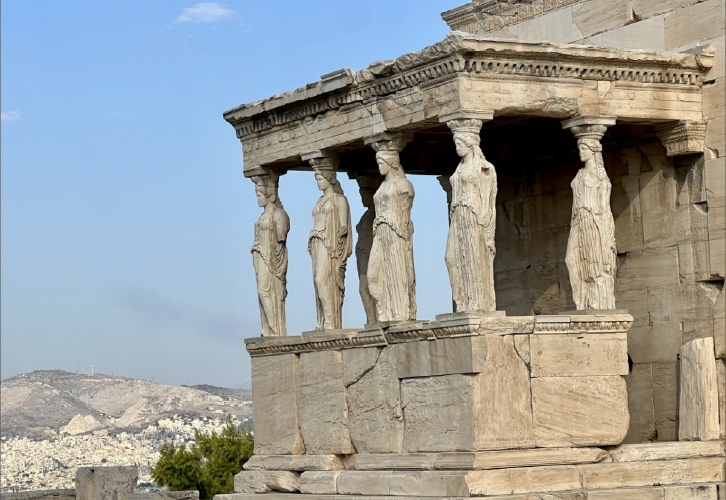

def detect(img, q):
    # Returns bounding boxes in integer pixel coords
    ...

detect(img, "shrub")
[151,417,253,500]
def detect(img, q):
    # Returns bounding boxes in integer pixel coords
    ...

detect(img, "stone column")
[439,109,497,314]
[352,173,383,325]
[561,116,618,311]
[301,151,353,332]
[363,132,416,323]
[250,171,290,337]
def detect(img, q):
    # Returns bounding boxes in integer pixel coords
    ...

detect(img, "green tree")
[151,417,254,500]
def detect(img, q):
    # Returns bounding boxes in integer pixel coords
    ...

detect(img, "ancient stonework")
[562,117,618,311]
[225,3,724,496]
[251,174,290,337]
[443,111,498,313]
[366,135,416,323]
[354,175,383,324]
[306,154,353,331]
[679,337,720,441]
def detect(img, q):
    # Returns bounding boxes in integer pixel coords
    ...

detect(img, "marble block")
[532,376,629,447]
[679,337,720,441]
[530,333,629,377]
[400,335,534,452]
[250,354,304,455]
[346,346,404,453]
[296,350,354,454]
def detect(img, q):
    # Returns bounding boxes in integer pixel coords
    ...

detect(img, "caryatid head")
[251,174,280,208]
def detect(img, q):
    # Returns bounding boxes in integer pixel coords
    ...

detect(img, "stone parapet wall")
[247,314,632,457]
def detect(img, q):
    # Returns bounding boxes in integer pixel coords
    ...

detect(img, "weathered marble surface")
[443,114,497,314]
[307,158,352,331]
[250,354,304,455]
[251,174,290,337]
[530,333,629,377]
[366,136,416,323]
[234,471,300,494]
[476,335,534,450]
[76,466,137,500]
[532,376,629,447]
[679,337,720,441]
[346,346,404,453]
[401,374,477,452]
[562,117,617,311]
[296,350,354,454]
[243,455,343,472]
[354,175,382,324]
[395,336,488,378]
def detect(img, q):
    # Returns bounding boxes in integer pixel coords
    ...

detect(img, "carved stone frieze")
[655,120,708,156]
[244,314,634,357]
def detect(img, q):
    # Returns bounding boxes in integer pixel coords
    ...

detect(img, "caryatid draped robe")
[251,204,290,336]
[356,206,377,324]
[368,175,416,322]
[309,193,353,329]
[445,152,497,313]
[565,164,617,310]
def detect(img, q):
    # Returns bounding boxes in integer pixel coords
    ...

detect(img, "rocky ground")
[0,371,253,492]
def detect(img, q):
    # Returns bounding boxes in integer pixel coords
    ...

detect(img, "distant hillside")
[0,370,252,440]
[186,384,251,400]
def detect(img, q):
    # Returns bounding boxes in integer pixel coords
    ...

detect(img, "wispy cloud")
[175,3,235,24]
[1,110,21,122]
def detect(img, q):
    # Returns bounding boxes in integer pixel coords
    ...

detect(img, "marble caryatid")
[251,173,290,337]
[565,124,617,310]
[444,118,497,313]
[366,137,416,323]
[308,157,353,330]
[354,174,383,325]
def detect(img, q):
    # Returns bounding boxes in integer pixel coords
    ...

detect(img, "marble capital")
[655,120,708,156]
[302,150,339,171]
[561,115,617,130]
[364,132,413,152]
[439,109,494,123]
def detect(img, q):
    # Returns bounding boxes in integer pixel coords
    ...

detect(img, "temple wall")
[491,126,725,444]
[451,0,726,447]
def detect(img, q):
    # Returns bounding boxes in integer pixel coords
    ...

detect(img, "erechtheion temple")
[221,0,726,498]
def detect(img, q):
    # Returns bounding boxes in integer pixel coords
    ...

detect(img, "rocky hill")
[0,370,252,440]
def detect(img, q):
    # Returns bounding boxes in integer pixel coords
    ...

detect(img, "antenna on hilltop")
[91,365,94,375]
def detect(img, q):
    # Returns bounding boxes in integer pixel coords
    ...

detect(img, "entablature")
[223,32,713,174]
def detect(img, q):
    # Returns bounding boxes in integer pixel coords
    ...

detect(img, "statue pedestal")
[236,312,726,497]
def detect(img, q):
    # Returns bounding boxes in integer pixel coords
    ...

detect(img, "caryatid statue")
[444,117,497,313]
[250,173,290,337]
[365,135,416,323]
[306,155,353,330]
[562,117,618,310]
[354,174,383,324]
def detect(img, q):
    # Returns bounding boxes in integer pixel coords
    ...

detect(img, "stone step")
[232,457,725,497]
[218,481,725,499]
[345,447,607,470]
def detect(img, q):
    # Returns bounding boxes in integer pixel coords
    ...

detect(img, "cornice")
[223,33,708,141]
[244,314,634,357]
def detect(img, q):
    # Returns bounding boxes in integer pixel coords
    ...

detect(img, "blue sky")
[1,1,463,387]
